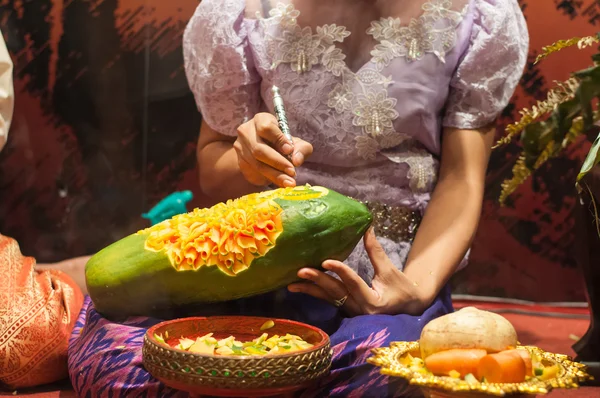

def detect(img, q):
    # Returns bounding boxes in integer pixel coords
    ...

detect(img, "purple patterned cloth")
[68,286,453,397]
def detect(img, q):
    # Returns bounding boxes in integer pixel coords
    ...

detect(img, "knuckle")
[251,145,266,159]
[236,123,249,137]
[254,113,274,131]
[256,120,271,134]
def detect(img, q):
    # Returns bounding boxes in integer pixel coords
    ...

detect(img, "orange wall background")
[0,0,598,302]
[454,0,600,301]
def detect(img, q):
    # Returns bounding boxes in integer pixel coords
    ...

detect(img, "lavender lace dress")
[68,0,528,396]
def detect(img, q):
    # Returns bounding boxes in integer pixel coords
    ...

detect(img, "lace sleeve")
[183,0,262,137]
[442,0,528,129]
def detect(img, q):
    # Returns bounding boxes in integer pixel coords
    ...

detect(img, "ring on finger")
[333,295,348,308]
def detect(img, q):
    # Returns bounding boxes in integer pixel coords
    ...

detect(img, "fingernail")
[285,167,296,177]
[282,143,293,154]
[293,152,304,166]
[321,261,331,270]
[368,226,375,236]
[300,269,314,279]
[282,178,296,187]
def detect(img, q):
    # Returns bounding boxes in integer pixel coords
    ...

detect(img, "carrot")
[502,349,532,376]
[477,352,527,383]
[424,349,487,377]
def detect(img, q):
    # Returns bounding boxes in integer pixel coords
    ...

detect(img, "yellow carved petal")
[140,185,327,276]
[253,229,272,246]
[237,234,257,251]
[256,241,271,256]
[216,262,236,276]
[233,261,249,274]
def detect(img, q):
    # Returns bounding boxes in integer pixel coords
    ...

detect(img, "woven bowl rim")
[145,315,331,360]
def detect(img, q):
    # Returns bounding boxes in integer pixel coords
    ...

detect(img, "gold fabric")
[0,234,84,389]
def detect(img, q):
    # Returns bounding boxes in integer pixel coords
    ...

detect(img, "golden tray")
[367,341,592,397]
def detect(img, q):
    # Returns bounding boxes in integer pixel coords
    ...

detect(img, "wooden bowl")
[143,316,332,397]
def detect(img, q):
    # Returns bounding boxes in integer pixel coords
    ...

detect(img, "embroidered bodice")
[183,0,528,211]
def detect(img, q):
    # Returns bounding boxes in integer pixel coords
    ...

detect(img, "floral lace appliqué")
[267,4,350,75]
[262,0,465,162]
[328,84,354,113]
[382,148,438,193]
[368,0,466,68]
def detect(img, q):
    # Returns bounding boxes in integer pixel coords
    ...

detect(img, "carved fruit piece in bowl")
[142,316,332,397]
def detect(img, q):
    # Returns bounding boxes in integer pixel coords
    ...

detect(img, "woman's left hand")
[288,228,432,316]
[36,256,91,295]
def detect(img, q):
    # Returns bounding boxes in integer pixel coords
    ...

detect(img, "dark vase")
[573,164,600,385]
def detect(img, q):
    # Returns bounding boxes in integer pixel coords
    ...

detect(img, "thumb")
[364,227,394,276]
[291,138,313,167]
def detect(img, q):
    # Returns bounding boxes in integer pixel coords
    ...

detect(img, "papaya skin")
[86,188,372,319]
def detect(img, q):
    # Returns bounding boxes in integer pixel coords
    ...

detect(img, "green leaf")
[551,98,579,141]
[578,131,600,182]
[573,65,600,79]
[521,122,550,154]
[521,121,554,168]
[578,82,595,129]
[577,78,600,130]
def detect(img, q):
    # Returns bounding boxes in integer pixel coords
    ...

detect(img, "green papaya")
[86,185,372,318]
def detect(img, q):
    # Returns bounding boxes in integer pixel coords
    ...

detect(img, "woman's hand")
[36,256,91,295]
[234,113,313,188]
[288,228,434,316]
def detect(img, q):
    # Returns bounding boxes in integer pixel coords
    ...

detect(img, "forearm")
[403,176,484,305]
[198,141,261,202]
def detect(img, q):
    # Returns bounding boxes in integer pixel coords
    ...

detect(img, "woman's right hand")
[234,113,313,187]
